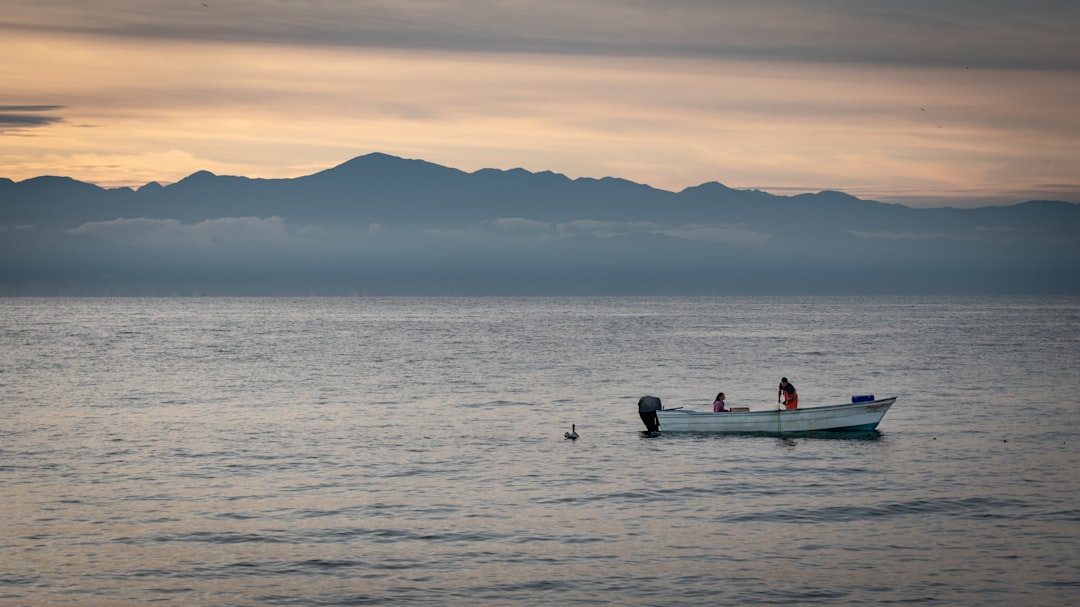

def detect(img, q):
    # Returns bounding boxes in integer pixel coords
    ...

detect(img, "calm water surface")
[2,297,1079,606]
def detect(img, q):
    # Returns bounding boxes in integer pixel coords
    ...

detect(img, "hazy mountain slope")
[1,153,1077,295]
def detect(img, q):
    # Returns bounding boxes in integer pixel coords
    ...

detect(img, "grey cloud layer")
[5,0,1079,69]
[68,216,292,248]
[0,105,63,129]
[65,215,766,250]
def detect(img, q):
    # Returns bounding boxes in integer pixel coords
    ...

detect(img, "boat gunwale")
[656,397,896,417]
[649,397,896,435]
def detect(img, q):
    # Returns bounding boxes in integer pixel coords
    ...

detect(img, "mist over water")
[3,296,1079,605]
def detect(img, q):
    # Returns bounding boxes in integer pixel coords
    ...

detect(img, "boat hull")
[653,398,896,434]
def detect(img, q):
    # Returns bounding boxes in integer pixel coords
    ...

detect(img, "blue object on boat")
[851,394,875,403]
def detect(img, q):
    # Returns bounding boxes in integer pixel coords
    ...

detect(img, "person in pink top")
[713,392,728,412]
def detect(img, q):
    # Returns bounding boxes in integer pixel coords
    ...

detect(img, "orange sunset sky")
[3,0,1079,207]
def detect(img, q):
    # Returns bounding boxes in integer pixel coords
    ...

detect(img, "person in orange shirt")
[778,377,798,410]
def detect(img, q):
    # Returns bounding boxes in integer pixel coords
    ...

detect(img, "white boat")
[637,395,896,435]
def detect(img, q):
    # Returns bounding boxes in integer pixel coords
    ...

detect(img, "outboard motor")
[638,395,662,432]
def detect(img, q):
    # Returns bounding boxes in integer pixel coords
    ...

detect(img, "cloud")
[0,105,63,111]
[844,229,960,241]
[68,216,291,248]
[0,105,63,129]
[432,217,771,245]
[655,224,773,246]
[491,217,551,231]
[4,1,1078,69]
[557,219,665,239]
[427,219,611,242]
[490,217,665,239]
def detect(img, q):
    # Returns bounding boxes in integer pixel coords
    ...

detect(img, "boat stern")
[638,395,662,432]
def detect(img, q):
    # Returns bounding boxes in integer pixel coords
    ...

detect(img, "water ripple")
[725,496,1030,524]
[4,296,1079,607]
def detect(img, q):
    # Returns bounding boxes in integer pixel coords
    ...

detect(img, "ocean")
[3,296,1079,606]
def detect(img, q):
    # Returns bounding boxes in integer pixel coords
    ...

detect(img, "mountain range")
[2,153,1078,295]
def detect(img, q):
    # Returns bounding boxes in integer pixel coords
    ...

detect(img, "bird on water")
[565,424,578,440]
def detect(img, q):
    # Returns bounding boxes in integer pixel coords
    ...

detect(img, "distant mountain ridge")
[2,153,1078,295]
[2,152,1076,227]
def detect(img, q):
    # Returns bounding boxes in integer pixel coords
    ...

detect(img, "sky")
[3,0,1080,208]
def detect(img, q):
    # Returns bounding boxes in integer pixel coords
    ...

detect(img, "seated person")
[713,392,728,412]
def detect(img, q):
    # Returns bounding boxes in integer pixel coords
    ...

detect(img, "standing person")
[713,392,728,413]
[778,377,798,410]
